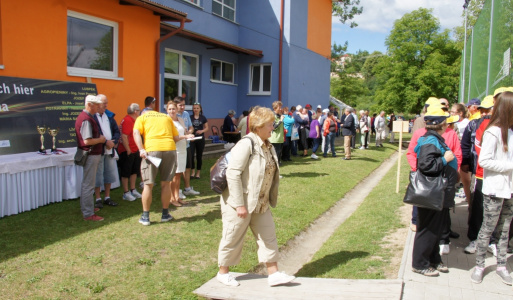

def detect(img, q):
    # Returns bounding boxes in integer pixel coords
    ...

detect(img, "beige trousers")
[344,135,352,158]
[218,200,279,266]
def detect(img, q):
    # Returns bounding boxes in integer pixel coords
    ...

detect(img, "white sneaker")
[123,192,136,201]
[179,189,186,200]
[488,244,497,257]
[311,153,318,159]
[359,146,365,150]
[131,189,142,199]
[268,271,295,287]
[440,244,450,255]
[216,272,239,286]
[464,240,477,254]
[183,187,200,195]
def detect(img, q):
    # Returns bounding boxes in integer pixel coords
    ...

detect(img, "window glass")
[263,65,271,92]
[222,63,234,83]
[164,78,179,103]
[250,64,271,94]
[212,2,222,16]
[182,80,197,105]
[211,60,221,81]
[212,0,236,21]
[165,52,179,74]
[251,67,260,92]
[225,0,235,8]
[224,6,235,22]
[182,55,197,77]
[67,11,118,78]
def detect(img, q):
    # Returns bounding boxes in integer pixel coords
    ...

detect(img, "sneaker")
[103,198,118,206]
[412,267,439,277]
[471,267,484,284]
[95,199,103,209]
[84,214,104,221]
[433,262,449,273]
[311,153,318,159]
[179,189,187,200]
[268,271,295,287]
[161,213,174,222]
[496,269,513,285]
[139,216,150,226]
[464,241,477,254]
[94,208,100,213]
[440,244,450,255]
[123,191,136,201]
[488,244,497,257]
[131,189,142,199]
[359,146,365,150]
[449,231,460,239]
[183,187,200,195]
[216,272,239,286]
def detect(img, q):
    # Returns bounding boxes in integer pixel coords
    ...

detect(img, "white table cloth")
[0,148,119,218]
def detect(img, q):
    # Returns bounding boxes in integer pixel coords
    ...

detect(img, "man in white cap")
[75,95,107,221]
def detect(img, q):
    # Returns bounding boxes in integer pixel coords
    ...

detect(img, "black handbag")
[403,168,447,211]
[74,148,90,166]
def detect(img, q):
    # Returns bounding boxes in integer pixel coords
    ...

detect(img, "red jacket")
[407,127,462,171]
[474,118,491,179]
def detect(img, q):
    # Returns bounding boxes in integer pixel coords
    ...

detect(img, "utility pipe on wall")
[279,0,284,101]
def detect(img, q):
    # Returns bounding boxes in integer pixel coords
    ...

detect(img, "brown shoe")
[84,214,104,221]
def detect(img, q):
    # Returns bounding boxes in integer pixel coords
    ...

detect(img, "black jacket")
[342,114,355,136]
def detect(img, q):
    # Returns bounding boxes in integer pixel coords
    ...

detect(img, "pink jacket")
[406,127,462,171]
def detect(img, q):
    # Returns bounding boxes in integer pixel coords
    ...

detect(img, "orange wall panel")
[307,0,332,59]
[0,0,161,118]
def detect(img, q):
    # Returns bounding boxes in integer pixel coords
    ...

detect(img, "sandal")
[194,176,201,179]
[178,200,188,205]
[412,267,439,277]
[170,201,182,207]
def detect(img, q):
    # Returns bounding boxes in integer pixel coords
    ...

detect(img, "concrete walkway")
[400,196,513,299]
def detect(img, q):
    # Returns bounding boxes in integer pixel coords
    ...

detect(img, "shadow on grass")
[295,250,369,277]
[352,157,379,162]
[174,207,221,224]
[281,172,330,178]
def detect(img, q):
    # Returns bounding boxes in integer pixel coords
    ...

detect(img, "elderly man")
[118,103,143,201]
[374,111,386,147]
[133,97,189,225]
[75,95,106,221]
[94,94,121,208]
[222,109,238,143]
[341,108,355,160]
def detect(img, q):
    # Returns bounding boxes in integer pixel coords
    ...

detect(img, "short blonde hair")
[272,100,283,110]
[249,106,275,133]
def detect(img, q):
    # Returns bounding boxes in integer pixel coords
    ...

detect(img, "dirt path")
[268,153,403,276]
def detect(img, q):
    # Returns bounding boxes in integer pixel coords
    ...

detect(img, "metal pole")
[467,29,474,101]
[485,0,495,95]
[461,5,468,103]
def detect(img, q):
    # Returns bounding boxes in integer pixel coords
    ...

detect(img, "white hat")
[317,105,322,109]
[85,95,102,104]
[322,108,329,113]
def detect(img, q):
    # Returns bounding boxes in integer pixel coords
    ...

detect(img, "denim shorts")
[95,154,119,187]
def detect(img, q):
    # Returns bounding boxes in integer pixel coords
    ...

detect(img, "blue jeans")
[312,137,321,153]
[324,132,336,157]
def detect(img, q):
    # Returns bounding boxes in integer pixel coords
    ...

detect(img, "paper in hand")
[147,155,161,168]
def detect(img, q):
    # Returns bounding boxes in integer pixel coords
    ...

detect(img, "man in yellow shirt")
[133,100,190,225]
[466,98,481,121]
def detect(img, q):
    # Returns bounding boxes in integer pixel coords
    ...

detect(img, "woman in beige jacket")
[216,106,295,287]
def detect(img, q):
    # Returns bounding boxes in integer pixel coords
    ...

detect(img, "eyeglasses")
[441,102,449,106]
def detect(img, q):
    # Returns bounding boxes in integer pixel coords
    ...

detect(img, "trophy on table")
[37,125,47,154]
[48,128,60,154]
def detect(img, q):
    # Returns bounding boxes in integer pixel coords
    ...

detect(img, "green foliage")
[454,0,485,49]
[332,0,363,28]
[90,31,113,71]
[373,9,460,114]
[331,42,348,72]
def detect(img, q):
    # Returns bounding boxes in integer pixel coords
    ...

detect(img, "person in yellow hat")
[408,104,459,277]
[411,97,440,134]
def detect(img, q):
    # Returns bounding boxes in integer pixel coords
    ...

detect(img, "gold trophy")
[37,126,47,154]
[48,128,60,153]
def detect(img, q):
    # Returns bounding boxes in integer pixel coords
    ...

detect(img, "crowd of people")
[405,89,513,287]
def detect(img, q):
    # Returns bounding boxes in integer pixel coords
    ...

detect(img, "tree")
[373,8,460,114]
[332,0,363,28]
[90,31,113,71]
[331,42,348,72]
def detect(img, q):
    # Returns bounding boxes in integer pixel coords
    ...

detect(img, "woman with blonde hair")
[216,106,295,287]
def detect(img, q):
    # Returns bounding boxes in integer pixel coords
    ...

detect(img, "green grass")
[0,135,411,299]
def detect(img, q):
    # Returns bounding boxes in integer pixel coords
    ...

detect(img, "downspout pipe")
[279,0,284,101]
[156,19,185,111]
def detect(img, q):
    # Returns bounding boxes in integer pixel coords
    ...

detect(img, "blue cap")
[466,98,481,107]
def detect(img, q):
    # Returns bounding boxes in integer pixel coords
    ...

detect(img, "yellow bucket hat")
[493,87,507,97]
[424,104,449,125]
[424,97,439,108]
[447,115,460,124]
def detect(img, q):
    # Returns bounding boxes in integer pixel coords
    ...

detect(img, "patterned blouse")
[254,140,277,213]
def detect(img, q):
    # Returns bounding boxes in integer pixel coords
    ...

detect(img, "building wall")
[307,0,332,58]
[0,0,160,118]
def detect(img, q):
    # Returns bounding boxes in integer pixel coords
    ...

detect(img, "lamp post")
[461,0,469,103]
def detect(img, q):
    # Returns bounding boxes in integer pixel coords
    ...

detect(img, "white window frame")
[163,49,199,110]
[182,0,200,6]
[212,0,236,22]
[249,64,272,95]
[210,59,235,84]
[67,10,120,80]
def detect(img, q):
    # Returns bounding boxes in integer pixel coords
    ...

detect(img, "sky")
[331,0,467,54]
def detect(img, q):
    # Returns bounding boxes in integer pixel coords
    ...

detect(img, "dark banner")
[0,76,97,155]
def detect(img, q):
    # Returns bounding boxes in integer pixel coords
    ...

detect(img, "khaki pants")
[344,135,352,159]
[218,200,279,266]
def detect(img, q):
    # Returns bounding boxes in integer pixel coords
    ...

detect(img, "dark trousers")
[189,138,205,170]
[412,207,448,269]
[467,179,484,241]
[291,139,298,156]
[272,143,283,163]
[440,209,452,245]
[312,137,321,153]
[282,136,291,161]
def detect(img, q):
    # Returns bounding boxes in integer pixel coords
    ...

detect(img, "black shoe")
[95,200,103,209]
[103,198,118,206]
[449,231,460,239]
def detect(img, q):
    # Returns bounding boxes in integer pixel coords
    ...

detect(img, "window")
[249,64,271,95]
[182,0,200,6]
[212,0,236,22]
[210,59,234,84]
[67,11,119,79]
[163,49,199,107]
